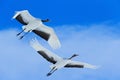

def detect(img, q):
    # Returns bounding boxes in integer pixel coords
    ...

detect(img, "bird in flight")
[13,10,61,49]
[30,39,98,76]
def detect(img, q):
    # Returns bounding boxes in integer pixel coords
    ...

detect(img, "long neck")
[68,55,76,60]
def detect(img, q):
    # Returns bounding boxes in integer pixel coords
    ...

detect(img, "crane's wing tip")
[48,40,61,49]
[12,12,20,19]
[30,38,39,47]
[30,38,44,51]
[84,63,100,69]
[48,37,61,49]
[12,10,29,19]
[30,38,39,45]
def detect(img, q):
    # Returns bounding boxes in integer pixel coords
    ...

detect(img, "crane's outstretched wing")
[30,38,62,64]
[65,61,98,69]
[32,24,61,49]
[13,10,35,25]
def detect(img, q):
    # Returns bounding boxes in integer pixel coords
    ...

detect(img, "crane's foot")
[19,36,24,39]
[16,33,21,36]
[46,73,52,76]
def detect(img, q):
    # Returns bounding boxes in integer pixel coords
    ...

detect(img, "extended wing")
[30,39,62,64]
[13,10,35,25]
[32,24,61,49]
[65,61,98,69]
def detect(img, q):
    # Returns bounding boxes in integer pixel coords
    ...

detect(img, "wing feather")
[30,38,62,64]
[65,61,98,69]
[13,10,35,25]
[33,24,61,49]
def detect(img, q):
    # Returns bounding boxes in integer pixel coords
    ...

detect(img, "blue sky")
[0,0,120,80]
[1,0,120,28]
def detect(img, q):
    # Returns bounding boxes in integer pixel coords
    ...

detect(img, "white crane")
[13,10,61,49]
[30,39,98,76]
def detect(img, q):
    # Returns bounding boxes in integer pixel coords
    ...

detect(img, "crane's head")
[41,19,50,22]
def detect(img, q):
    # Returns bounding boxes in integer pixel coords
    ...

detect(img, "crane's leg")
[47,67,57,76]
[19,30,31,39]
[16,28,26,36]
[19,32,28,39]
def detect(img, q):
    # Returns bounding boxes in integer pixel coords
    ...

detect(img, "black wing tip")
[37,51,56,64]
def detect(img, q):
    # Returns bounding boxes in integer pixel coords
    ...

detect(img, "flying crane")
[13,10,61,49]
[30,39,98,76]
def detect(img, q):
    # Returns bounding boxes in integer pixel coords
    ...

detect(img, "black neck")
[68,54,78,60]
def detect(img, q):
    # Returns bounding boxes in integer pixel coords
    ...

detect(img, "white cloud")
[0,29,46,80]
[54,24,120,80]
[0,24,120,80]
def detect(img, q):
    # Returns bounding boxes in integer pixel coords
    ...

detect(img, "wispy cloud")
[0,23,120,80]
[54,24,120,80]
